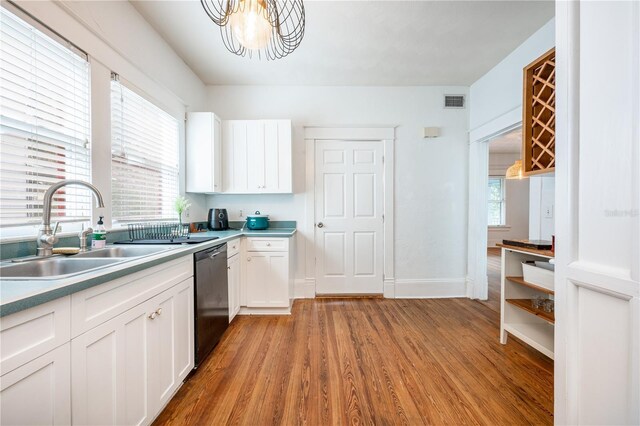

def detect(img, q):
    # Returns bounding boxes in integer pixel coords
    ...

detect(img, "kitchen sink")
[73,246,172,258]
[0,258,124,280]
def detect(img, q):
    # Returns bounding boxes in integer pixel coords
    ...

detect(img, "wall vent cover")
[444,95,465,109]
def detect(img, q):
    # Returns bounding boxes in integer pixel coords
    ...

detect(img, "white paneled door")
[315,140,384,294]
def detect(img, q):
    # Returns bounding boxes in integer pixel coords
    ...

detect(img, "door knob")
[317,222,324,228]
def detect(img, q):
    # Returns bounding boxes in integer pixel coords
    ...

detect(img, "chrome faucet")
[79,226,94,252]
[37,180,105,257]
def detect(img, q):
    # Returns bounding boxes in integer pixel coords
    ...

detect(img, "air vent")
[444,95,465,109]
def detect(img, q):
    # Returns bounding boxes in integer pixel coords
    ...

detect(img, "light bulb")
[230,0,272,50]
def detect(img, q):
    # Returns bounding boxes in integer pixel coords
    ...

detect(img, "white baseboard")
[393,278,467,298]
[466,276,475,298]
[238,306,292,315]
[294,278,315,299]
[384,278,395,298]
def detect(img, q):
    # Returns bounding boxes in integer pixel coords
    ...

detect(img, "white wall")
[205,86,469,285]
[466,17,554,300]
[528,176,555,241]
[487,153,530,246]
[13,0,210,228]
[469,18,555,142]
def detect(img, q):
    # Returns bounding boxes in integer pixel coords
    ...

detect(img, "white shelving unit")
[499,244,555,359]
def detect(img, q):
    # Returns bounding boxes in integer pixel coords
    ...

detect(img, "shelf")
[504,323,554,359]
[497,243,554,258]
[506,299,555,324]
[523,47,556,176]
[506,276,554,295]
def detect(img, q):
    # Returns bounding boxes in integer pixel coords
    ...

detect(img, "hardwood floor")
[154,250,553,426]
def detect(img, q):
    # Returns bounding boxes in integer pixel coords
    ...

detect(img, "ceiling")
[489,127,522,154]
[131,0,554,86]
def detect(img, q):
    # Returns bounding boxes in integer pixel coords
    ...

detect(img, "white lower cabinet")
[245,239,291,308]
[228,253,241,322]
[0,343,71,425]
[71,277,194,425]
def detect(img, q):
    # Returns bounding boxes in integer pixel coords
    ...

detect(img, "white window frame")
[488,176,507,227]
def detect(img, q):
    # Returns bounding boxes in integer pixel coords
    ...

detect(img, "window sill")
[488,225,512,231]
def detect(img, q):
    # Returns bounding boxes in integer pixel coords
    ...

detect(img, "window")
[488,177,506,226]
[0,5,91,236]
[110,76,179,224]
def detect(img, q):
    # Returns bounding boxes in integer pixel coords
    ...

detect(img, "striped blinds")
[110,76,179,223]
[0,5,91,229]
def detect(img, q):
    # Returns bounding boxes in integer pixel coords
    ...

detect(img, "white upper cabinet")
[223,120,292,194]
[186,112,222,193]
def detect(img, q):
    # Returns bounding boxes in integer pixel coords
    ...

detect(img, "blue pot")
[246,211,269,230]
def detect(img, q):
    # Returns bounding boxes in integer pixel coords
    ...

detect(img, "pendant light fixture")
[505,160,524,180]
[201,0,305,60]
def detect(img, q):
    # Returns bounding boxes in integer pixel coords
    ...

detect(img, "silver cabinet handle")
[266,242,271,246]
[227,266,231,270]
[155,308,162,316]
[317,222,324,228]
[247,257,252,262]
[148,312,157,320]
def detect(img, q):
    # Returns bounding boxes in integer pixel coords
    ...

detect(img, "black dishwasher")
[194,243,228,367]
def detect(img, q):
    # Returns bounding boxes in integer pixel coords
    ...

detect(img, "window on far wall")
[0,5,91,238]
[110,75,179,224]
[488,177,506,226]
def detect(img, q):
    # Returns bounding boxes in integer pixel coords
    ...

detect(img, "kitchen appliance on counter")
[208,208,230,230]
[194,243,228,367]
[245,211,269,230]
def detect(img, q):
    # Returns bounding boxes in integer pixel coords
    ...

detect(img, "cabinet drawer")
[0,297,70,375]
[227,238,241,258]
[71,256,192,337]
[245,237,288,252]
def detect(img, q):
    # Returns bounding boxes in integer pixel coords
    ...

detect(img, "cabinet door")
[222,120,292,194]
[228,254,241,322]
[223,120,249,193]
[263,120,292,193]
[71,302,153,426]
[245,252,290,308]
[147,278,194,415]
[186,112,222,193]
[1,344,71,426]
[246,121,265,192]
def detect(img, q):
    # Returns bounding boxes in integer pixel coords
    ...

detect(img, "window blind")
[110,76,179,223]
[0,6,91,230]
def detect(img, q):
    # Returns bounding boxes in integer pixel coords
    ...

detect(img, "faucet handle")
[52,221,60,235]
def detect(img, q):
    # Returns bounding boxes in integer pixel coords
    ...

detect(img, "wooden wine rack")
[523,48,556,176]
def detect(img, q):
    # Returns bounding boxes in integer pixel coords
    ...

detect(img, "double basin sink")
[1,246,173,280]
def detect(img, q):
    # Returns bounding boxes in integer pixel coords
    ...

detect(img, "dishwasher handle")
[195,243,227,262]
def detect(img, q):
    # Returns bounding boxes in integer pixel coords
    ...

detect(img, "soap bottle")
[91,216,107,249]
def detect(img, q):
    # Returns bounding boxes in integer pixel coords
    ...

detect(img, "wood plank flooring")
[154,249,553,425]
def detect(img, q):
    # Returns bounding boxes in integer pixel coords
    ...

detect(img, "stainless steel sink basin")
[73,246,171,258]
[0,258,124,280]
